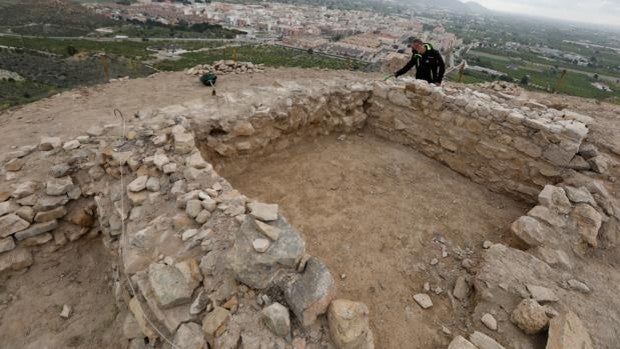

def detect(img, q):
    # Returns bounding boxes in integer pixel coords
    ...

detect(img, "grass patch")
[446,70,492,84]
[0,79,57,110]
[154,45,368,71]
[464,52,620,101]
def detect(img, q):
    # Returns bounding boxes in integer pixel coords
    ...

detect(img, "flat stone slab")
[248,202,279,221]
[14,220,58,241]
[45,176,74,196]
[148,263,195,309]
[0,237,16,253]
[0,214,30,238]
[413,293,433,309]
[0,248,33,273]
[469,331,505,349]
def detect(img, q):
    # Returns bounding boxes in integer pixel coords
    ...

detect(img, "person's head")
[405,37,425,53]
[410,38,425,53]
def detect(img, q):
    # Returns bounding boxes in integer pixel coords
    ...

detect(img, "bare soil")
[0,238,123,349]
[0,68,378,154]
[218,133,529,349]
[1,71,617,349]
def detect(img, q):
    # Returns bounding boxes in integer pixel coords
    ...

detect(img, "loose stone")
[413,293,433,309]
[481,313,498,331]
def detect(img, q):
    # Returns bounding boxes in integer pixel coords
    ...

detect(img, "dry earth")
[1,70,619,349]
[218,133,529,348]
[0,238,122,349]
[0,69,379,153]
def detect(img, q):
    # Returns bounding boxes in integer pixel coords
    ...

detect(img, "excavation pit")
[1,75,616,349]
[218,132,529,348]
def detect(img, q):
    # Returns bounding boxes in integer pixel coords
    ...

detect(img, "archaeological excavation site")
[0,68,619,349]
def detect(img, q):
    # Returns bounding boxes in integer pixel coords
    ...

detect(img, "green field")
[154,45,368,71]
[0,79,57,110]
[461,51,620,103]
[0,36,229,59]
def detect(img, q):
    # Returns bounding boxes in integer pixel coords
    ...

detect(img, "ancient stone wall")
[187,77,592,202]
[1,75,617,349]
[1,102,373,348]
[367,79,591,201]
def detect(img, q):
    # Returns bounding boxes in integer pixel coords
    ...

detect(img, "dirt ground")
[0,68,378,154]
[1,70,618,349]
[219,133,530,349]
[0,238,123,349]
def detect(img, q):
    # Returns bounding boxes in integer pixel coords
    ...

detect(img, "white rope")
[114,109,181,349]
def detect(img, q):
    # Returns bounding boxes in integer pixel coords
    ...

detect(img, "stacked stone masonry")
[1,76,617,349]
[188,77,593,202]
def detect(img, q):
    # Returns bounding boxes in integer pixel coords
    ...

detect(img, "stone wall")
[187,81,372,161]
[186,77,592,202]
[367,79,591,201]
[2,75,616,349]
[0,99,374,348]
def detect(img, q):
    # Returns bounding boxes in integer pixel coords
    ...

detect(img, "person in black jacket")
[392,38,445,85]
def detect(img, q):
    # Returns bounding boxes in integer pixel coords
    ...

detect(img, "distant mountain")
[463,1,490,13]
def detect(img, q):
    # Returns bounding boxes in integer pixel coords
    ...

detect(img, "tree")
[66,45,78,56]
[331,34,344,42]
[520,75,529,86]
[499,75,513,82]
[593,73,599,80]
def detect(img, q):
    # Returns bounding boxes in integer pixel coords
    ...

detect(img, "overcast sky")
[464,0,620,27]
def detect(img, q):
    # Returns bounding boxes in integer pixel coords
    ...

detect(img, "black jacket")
[395,43,445,84]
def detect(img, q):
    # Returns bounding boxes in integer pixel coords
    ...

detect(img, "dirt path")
[0,238,123,349]
[219,133,529,349]
[0,68,379,154]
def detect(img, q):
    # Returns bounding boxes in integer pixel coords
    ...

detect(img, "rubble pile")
[186,60,265,76]
[1,75,617,349]
[475,81,524,96]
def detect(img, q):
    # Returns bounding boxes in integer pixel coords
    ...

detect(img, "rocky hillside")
[0,0,114,36]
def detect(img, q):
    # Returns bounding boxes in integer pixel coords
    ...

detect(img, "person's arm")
[435,51,446,84]
[394,54,419,77]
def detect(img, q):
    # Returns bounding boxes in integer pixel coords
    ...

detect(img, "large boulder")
[285,257,336,327]
[328,299,374,349]
[229,215,305,289]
